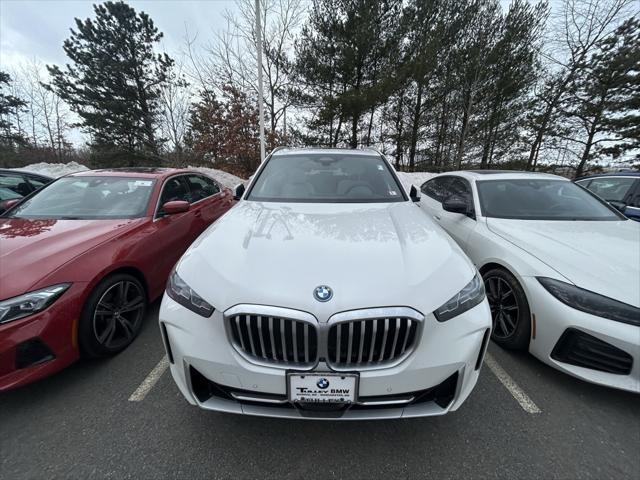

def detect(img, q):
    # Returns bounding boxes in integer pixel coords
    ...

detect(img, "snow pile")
[187,166,244,189]
[11,161,245,190]
[12,161,89,178]
[397,172,435,192]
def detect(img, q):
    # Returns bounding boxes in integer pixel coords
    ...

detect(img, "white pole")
[255,0,266,162]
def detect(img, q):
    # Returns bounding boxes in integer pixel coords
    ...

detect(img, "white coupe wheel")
[483,268,531,350]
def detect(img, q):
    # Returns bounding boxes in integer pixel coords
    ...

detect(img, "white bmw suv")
[159,148,491,419]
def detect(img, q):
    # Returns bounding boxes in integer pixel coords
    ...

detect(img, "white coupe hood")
[178,201,476,321]
[487,218,640,307]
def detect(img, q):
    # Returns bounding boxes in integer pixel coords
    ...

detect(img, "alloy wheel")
[92,280,145,350]
[485,276,519,339]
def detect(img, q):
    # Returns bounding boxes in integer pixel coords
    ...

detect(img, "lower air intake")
[551,328,632,375]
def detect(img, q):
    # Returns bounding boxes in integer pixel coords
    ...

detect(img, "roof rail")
[270,146,290,154]
[360,146,385,157]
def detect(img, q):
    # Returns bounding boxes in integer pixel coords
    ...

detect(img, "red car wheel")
[79,273,147,358]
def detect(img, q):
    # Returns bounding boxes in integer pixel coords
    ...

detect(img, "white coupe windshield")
[8,176,155,219]
[477,179,622,221]
[247,154,405,203]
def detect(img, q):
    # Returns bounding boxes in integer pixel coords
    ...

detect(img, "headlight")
[0,283,71,324]
[435,274,485,322]
[166,270,214,317]
[538,277,640,327]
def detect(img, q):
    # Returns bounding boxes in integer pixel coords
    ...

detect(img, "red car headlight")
[0,283,71,324]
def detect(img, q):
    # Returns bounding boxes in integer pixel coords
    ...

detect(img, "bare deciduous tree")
[526,0,633,170]
[183,0,305,136]
[10,60,72,158]
[159,60,191,157]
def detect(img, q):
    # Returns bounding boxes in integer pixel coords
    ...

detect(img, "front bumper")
[523,278,640,393]
[159,295,492,419]
[0,283,86,391]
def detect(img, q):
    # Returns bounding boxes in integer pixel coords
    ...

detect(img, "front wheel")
[482,268,531,351]
[79,274,147,358]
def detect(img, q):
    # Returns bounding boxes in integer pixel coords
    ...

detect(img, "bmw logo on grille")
[317,378,330,389]
[313,285,333,302]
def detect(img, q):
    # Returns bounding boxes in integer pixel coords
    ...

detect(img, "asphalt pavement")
[1,301,638,479]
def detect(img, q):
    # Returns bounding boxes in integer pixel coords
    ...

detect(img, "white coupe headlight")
[166,270,214,317]
[538,277,640,327]
[435,274,485,322]
[0,283,71,324]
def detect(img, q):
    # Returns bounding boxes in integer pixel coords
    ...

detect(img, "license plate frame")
[287,372,359,404]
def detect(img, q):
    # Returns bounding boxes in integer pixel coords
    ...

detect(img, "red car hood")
[0,217,145,300]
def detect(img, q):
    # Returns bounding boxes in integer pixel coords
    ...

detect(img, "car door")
[183,174,231,239]
[144,175,198,291]
[419,176,450,215]
[419,176,476,249]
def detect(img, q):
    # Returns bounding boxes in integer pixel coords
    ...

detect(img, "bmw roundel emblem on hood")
[314,285,333,302]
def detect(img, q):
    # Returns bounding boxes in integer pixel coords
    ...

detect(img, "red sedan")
[0,167,235,390]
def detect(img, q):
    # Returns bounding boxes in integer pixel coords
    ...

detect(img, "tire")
[79,273,147,358]
[482,267,531,351]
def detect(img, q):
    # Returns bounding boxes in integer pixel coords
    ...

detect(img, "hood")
[0,217,144,299]
[178,201,476,321]
[487,218,640,307]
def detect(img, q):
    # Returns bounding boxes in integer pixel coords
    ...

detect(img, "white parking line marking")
[128,355,169,402]
[484,352,541,414]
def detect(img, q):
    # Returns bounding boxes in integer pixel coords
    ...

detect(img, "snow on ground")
[397,171,435,192]
[12,161,89,178]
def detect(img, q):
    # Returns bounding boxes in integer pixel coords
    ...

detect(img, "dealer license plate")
[288,373,358,404]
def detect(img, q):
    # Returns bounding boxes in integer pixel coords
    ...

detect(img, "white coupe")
[417,171,639,393]
[159,148,492,419]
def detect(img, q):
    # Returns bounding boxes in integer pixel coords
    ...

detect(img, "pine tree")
[293,0,402,148]
[566,16,640,177]
[598,17,640,166]
[0,71,27,149]
[477,0,547,168]
[47,1,173,158]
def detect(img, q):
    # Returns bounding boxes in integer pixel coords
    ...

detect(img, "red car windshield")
[8,176,156,219]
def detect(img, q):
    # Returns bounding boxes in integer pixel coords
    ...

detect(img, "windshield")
[8,176,155,219]
[477,179,622,221]
[247,153,405,203]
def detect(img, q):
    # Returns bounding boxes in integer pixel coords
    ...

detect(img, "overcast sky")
[0,0,240,70]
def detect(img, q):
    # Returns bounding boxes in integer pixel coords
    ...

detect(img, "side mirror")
[0,198,21,214]
[442,194,469,215]
[409,185,420,202]
[162,200,190,215]
[608,200,627,214]
[234,183,246,201]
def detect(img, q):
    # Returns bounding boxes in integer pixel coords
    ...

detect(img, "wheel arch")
[86,265,151,302]
[478,260,531,304]
[479,261,514,277]
[478,260,534,349]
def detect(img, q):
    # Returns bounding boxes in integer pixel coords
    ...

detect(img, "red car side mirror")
[162,200,190,215]
[0,198,21,213]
